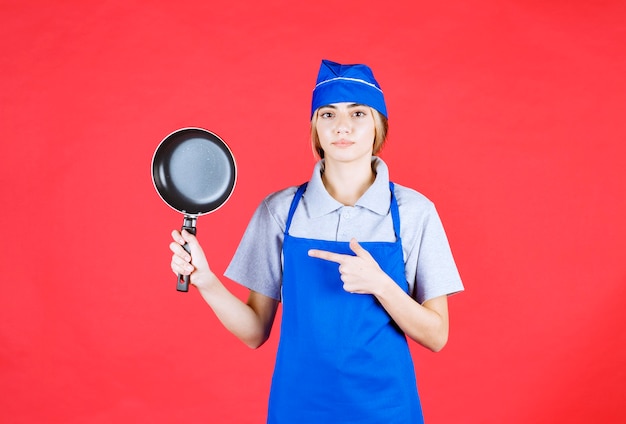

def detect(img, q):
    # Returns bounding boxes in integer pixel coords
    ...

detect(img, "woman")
[170,59,464,423]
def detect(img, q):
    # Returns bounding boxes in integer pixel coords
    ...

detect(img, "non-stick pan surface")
[152,127,236,216]
[152,127,237,292]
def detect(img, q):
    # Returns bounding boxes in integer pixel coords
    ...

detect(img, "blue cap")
[311,59,387,118]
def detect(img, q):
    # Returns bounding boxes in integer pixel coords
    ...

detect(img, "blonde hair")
[310,107,389,159]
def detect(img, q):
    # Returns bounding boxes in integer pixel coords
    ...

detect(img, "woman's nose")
[334,115,350,133]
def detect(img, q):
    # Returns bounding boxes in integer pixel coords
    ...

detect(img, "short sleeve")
[224,197,285,300]
[414,203,464,303]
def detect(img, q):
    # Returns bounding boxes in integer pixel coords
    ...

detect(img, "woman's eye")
[320,112,333,118]
[353,110,366,117]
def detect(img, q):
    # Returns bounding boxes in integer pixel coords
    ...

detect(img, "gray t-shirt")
[224,157,464,303]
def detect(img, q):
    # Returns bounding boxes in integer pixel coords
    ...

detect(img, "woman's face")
[315,102,376,164]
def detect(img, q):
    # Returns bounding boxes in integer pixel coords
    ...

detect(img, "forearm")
[307,239,451,351]
[196,275,277,349]
[374,279,449,352]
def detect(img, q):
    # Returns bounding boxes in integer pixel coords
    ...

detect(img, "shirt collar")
[304,157,391,218]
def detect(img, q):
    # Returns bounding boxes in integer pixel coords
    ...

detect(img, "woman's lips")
[332,139,354,147]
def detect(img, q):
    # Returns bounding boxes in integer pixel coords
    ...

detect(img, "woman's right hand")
[169,229,216,290]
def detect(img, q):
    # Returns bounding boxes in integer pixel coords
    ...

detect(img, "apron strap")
[389,182,401,239]
[285,182,308,235]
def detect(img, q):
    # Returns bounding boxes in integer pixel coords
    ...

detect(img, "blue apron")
[268,182,424,424]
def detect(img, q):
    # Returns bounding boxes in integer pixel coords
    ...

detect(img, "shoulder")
[263,184,300,211]
[392,182,436,215]
[255,184,301,228]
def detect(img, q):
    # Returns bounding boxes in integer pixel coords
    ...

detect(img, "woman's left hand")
[310,238,450,351]
[308,238,393,295]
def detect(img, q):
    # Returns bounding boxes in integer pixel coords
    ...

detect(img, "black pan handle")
[177,216,197,292]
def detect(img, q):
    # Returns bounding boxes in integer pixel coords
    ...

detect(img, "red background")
[1,1,625,423]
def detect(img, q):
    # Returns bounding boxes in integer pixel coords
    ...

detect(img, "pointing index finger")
[308,249,347,264]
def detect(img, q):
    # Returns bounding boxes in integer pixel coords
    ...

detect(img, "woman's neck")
[322,157,376,206]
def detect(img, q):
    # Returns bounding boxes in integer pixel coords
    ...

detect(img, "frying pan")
[152,127,237,292]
